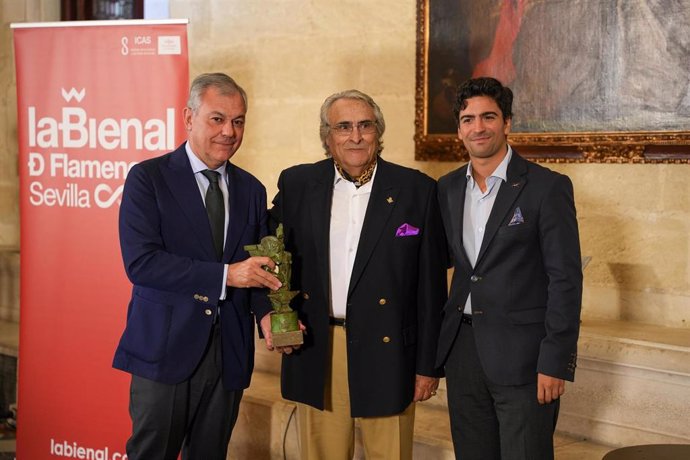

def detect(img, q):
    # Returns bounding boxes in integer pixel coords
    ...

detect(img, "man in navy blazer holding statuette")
[113,73,282,460]
[268,90,447,459]
[436,77,582,460]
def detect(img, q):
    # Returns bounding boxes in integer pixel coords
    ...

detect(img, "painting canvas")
[416,0,690,163]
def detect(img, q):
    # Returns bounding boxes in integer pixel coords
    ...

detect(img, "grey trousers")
[444,318,559,460]
[126,323,243,460]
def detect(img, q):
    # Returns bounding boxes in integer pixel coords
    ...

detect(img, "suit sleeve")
[267,170,285,233]
[119,163,225,303]
[416,180,449,378]
[250,186,274,322]
[436,176,455,270]
[537,174,582,381]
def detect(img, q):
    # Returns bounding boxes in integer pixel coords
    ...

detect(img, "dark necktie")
[201,170,224,261]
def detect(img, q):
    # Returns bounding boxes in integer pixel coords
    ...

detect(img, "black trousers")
[444,317,559,460]
[126,324,243,460]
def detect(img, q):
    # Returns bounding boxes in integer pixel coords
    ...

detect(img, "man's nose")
[221,121,235,137]
[349,125,364,142]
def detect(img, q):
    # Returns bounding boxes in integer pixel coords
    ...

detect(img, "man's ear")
[183,107,193,131]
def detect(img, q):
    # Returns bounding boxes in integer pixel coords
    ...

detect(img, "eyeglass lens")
[332,121,376,134]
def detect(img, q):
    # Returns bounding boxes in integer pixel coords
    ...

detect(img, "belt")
[329,317,346,328]
[461,314,473,326]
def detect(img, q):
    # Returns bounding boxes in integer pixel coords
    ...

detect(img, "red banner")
[12,20,189,459]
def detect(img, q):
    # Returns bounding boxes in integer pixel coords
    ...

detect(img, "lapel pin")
[511,182,521,187]
[386,196,394,204]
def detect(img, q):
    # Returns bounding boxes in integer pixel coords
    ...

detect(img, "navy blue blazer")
[113,144,272,390]
[270,158,448,417]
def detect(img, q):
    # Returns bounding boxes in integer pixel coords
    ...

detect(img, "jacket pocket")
[120,295,171,362]
[496,222,535,241]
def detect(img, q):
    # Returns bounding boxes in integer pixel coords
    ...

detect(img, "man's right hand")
[537,373,565,405]
[227,256,282,290]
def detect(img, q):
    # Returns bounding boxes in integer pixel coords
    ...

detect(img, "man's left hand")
[259,312,305,355]
[537,373,565,404]
[413,375,439,402]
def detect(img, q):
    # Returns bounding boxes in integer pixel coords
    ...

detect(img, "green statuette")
[244,224,304,347]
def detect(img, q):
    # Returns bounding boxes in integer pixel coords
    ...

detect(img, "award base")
[272,329,304,347]
[270,310,304,347]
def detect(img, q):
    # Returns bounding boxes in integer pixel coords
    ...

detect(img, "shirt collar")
[466,144,513,187]
[332,162,378,189]
[185,141,228,177]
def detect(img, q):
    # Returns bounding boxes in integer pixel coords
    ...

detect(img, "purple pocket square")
[395,223,420,237]
[508,207,525,226]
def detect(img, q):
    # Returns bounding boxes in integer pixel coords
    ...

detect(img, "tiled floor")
[0,420,13,460]
[0,438,14,459]
[555,433,613,459]
[0,422,15,459]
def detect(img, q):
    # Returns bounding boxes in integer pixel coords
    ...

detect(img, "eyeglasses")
[328,120,377,136]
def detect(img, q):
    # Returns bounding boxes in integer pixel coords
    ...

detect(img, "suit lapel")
[161,146,218,261]
[309,161,335,294]
[225,163,249,260]
[348,159,398,296]
[475,153,528,266]
[448,166,473,272]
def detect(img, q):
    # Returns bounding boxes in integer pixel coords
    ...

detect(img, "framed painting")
[415,0,690,163]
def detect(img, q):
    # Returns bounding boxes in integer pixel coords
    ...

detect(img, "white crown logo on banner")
[61,87,86,102]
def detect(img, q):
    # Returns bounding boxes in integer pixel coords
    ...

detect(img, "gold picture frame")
[415,0,690,163]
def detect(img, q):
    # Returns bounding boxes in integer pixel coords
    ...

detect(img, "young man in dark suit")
[114,73,281,460]
[436,77,582,460]
[267,90,447,459]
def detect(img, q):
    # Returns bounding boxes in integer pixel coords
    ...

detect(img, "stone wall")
[169,0,689,335]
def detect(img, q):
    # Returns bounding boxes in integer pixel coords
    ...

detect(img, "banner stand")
[12,19,189,460]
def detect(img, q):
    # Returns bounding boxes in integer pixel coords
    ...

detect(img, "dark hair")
[453,77,513,124]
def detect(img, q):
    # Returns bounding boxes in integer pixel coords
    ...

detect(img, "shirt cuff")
[220,264,229,300]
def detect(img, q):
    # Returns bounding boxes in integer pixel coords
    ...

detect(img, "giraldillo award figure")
[244,224,304,347]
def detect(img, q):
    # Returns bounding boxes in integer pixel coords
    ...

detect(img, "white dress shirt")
[462,147,512,314]
[185,142,230,300]
[329,163,377,318]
